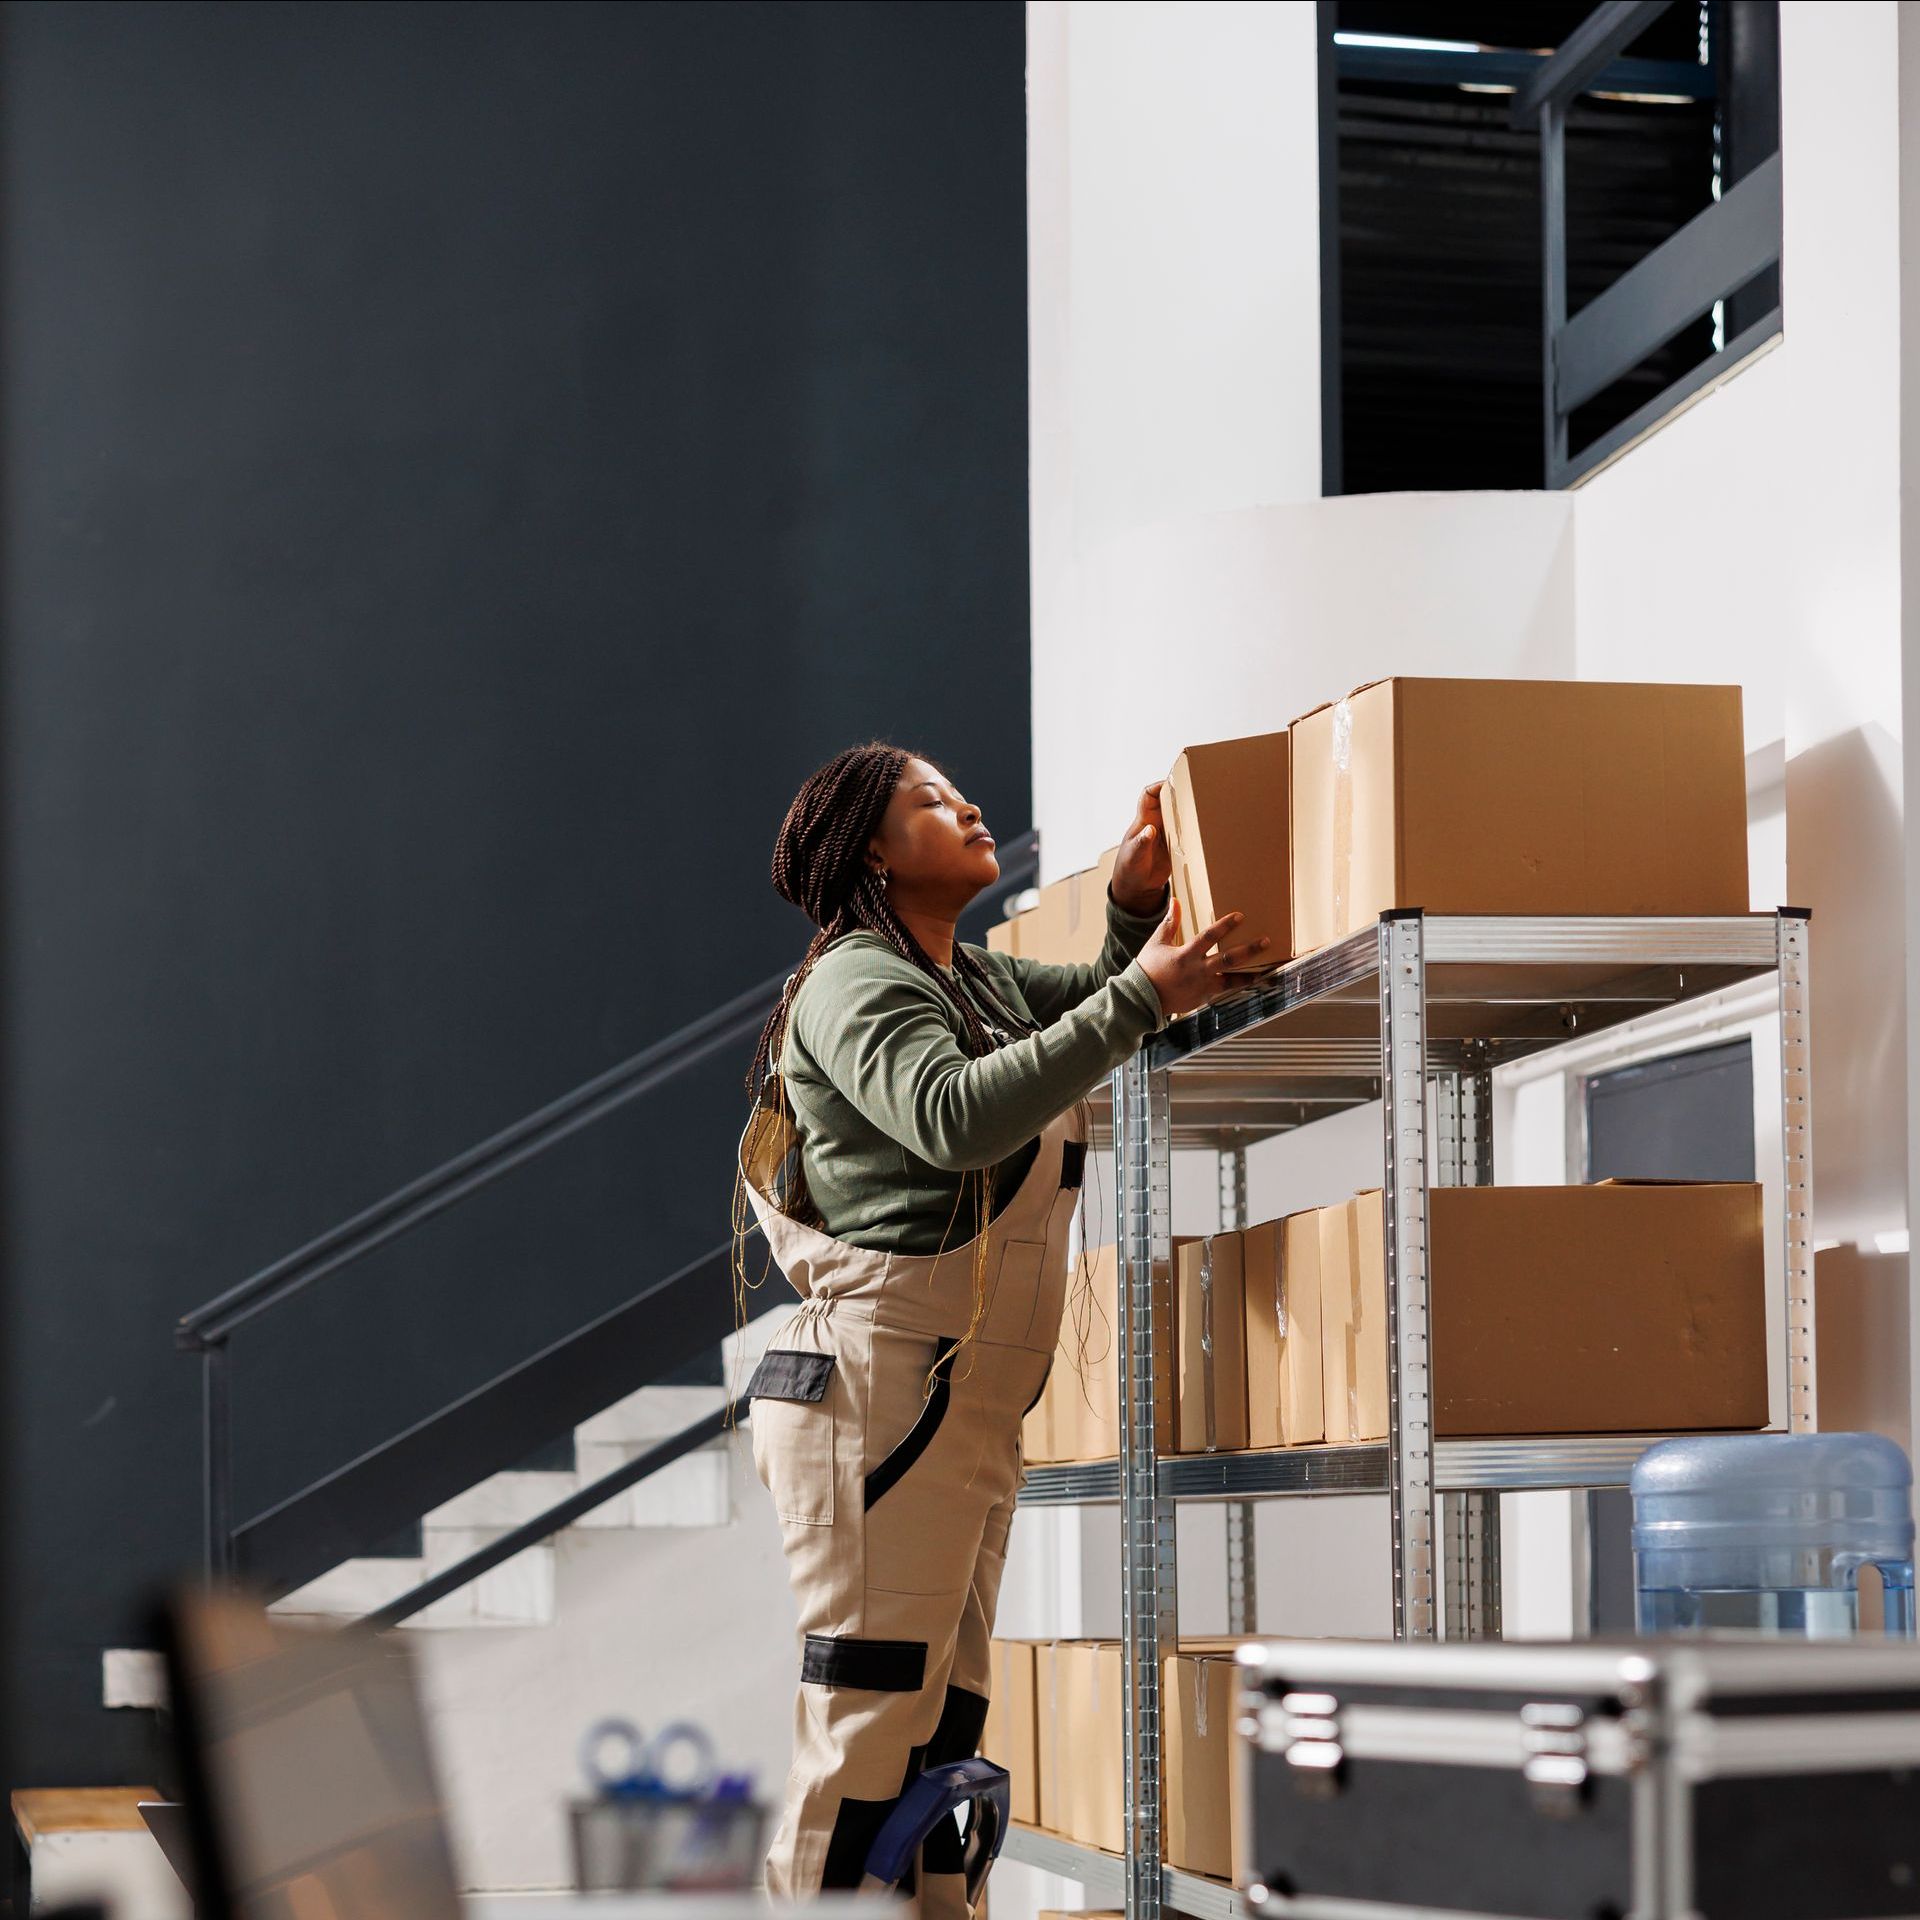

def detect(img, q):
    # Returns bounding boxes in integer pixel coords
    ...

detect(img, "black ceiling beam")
[1339,43,1710,102]
[1511,0,1676,124]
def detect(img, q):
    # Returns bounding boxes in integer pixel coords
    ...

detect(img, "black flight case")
[1241,1636,1920,1920]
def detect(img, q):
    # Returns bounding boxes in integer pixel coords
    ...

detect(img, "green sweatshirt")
[780,893,1166,1252]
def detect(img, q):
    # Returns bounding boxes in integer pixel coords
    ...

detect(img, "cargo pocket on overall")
[747,1348,837,1527]
[862,1332,975,1596]
[991,1239,1048,1346]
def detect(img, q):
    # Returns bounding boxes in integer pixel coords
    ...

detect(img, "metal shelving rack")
[1002,910,1814,1920]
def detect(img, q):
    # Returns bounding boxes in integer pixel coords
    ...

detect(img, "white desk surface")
[465,1898,888,1918]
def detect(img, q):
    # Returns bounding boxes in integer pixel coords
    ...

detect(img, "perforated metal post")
[1380,913,1437,1639]
[1434,1058,1500,1639]
[1116,1058,1176,1920]
[1441,1487,1504,1642]
[1777,910,1817,1432]
[1219,1147,1257,1637]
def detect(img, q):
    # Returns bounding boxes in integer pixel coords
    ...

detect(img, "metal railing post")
[203,1342,234,1585]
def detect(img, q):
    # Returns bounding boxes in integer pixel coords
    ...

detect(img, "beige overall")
[740,1090,1088,1917]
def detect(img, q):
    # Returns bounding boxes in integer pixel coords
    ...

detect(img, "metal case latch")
[1520,1701,1589,1817]
[1279,1691,1344,1798]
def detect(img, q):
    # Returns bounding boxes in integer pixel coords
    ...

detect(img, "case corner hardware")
[1280,1691,1345,1796]
[1520,1700,1590,1816]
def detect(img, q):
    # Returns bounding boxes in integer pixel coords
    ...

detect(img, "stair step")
[574,1382,728,1448]
[571,1440,730,1529]
[425,1469,580,1531]
[260,1320,787,1633]
[271,1555,427,1619]
[413,1528,557,1627]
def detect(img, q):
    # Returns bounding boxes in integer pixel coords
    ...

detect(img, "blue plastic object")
[1631,1432,1917,1637]
[863,1758,1011,1903]
[580,1718,720,1800]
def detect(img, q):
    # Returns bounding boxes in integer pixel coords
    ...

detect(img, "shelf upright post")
[1379,912,1438,1639]
[1435,1052,1501,1639]
[1219,1146,1258,1637]
[1116,1056,1176,1920]
[1777,909,1817,1432]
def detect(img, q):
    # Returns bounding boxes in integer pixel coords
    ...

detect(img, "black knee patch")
[802,1634,927,1691]
[821,1795,895,1889]
[923,1683,992,1873]
[926,1682,991,1766]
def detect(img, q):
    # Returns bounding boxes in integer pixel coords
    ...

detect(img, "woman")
[738,742,1262,1916]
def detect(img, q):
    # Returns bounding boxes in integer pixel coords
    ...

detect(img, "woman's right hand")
[1134,899,1270,1021]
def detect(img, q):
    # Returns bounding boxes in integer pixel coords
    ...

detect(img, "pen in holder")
[569,1718,768,1892]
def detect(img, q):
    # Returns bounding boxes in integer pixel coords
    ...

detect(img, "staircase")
[37,837,1039,1897]
[270,1314,794,1631]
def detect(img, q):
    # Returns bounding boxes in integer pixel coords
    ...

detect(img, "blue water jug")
[1631,1432,1916,1637]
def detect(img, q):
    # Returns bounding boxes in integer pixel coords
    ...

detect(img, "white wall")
[418,1433,797,1892]
[1023,0,1920,1739]
[1574,0,1912,1448]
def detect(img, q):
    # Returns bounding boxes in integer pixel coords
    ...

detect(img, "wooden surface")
[12,1786,161,1843]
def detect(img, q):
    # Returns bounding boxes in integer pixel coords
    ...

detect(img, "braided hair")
[746,741,1035,1102]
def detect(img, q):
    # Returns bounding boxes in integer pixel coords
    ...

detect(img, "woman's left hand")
[1110,782,1173,915]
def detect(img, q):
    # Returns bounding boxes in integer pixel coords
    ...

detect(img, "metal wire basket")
[569,1717,767,1893]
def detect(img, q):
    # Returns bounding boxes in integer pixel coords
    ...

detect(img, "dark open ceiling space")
[1329,1,1765,494]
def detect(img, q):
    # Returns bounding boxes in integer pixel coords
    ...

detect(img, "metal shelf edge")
[1001,1825,1125,1900]
[1165,1866,1247,1920]
[1146,913,1783,1071]
[1001,1827,1245,1920]
[1019,1433,1702,1505]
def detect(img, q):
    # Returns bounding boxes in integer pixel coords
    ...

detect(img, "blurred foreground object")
[157,1586,462,1920]
[570,1718,765,1893]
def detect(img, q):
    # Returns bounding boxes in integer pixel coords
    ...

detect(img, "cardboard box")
[1289,678,1749,953]
[1241,1212,1326,1448]
[1031,1243,1190,1463]
[989,847,1122,964]
[1035,1641,1123,1851]
[1162,1647,1247,1881]
[1330,1183,1769,1439]
[982,1640,1040,1825]
[1163,731,1292,969]
[1319,1198,1386,1446]
[1176,1234,1249,1453]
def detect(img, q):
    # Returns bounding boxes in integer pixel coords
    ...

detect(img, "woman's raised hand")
[1134,898,1270,1021]
[1109,782,1173,915]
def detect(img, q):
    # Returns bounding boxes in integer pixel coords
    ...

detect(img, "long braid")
[734,742,1039,1394]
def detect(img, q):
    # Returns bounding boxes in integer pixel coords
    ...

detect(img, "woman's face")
[868,756,1000,912]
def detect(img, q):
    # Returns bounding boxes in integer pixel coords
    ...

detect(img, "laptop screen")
[164,1589,464,1920]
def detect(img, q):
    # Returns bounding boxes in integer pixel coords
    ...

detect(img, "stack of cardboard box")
[982,1637,1246,1884]
[988,677,1750,971]
[988,847,1121,965]
[990,682,1760,1890]
[1024,1174,1767,1464]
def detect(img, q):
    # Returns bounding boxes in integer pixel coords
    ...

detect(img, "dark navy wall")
[0,0,1028,1809]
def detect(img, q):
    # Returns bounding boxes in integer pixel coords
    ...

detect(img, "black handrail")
[176,828,1038,1349]
[361,1399,743,1629]
[231,1238,749,1599]
[183,830,1040,1586]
